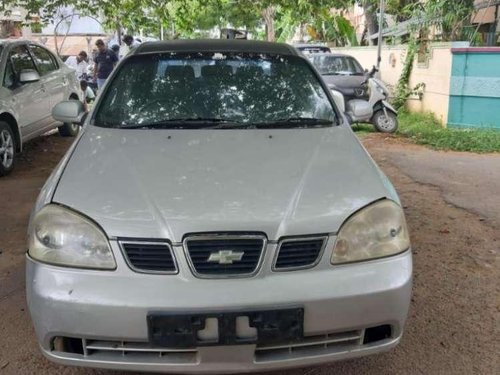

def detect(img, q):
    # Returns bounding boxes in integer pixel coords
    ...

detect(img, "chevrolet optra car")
[0,39,80,176]
[27,40,412,373]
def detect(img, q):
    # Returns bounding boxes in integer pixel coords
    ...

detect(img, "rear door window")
[3,61,16,89]
[10,45,37,74]
[29,45,58,75]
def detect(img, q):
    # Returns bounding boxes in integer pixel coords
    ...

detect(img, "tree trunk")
[116,22,122,45]
[361,0,378,46]
[262,6,276,42]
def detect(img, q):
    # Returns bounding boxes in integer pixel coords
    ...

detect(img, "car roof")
[309,52,353,58]
[293,43,329,48]
[132,39,300,56]
[0,39,44,47]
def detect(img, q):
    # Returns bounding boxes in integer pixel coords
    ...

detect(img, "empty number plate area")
[148,308,304,348]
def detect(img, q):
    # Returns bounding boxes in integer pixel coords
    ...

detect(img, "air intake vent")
[274,237,327,270]
[121,241,177,274]
[184,235,266,277]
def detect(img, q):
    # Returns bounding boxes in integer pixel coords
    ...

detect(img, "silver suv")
[0,40,80,176]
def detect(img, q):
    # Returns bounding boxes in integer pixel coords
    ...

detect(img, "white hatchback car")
[28,40,412,373]
[0,39,80,176]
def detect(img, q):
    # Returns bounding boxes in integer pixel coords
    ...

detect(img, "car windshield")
[311,55,364,76]
[93,52,337,129]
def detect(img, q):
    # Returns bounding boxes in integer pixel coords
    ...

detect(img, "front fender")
[382,100,397,114]
[374,100,397,115]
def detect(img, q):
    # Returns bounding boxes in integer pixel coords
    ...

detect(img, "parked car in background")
[0,39,81,176]
[293,43,331,55]
[310,53,368,101]
[27,40,412,373]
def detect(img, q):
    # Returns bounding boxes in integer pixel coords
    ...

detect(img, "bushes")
[397,112,500,153]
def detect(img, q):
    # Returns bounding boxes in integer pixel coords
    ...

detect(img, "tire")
[0,121,16,177]
[58,96,80,137]
[58,122,80,137]
[372,110,398,133]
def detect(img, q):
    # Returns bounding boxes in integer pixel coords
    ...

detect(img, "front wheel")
[0,121,16,177]
[372,110,398,133]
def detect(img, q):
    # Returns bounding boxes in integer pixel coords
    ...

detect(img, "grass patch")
[397,111,500,153]
[351,123,375,137]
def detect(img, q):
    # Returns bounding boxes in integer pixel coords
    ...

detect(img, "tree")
[1,0,374,44]
[358,0,378,45]
[405,0,475,41]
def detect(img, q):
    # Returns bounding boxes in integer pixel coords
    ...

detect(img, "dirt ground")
[0,132,498,375]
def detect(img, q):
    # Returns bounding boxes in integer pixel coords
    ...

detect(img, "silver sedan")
[0,40,80,176]
[27,40,412,373]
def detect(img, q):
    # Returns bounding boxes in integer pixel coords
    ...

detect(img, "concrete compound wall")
[330,44,453,125]
[448,47,500,129]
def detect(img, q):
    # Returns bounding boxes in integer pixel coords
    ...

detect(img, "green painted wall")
[448,50,500,129]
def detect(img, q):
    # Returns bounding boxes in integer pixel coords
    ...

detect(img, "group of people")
[65,35,141,110]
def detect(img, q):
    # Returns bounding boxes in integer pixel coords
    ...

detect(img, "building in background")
[0,7,32,38]
[33,8,108,59]
[472,0,500,45]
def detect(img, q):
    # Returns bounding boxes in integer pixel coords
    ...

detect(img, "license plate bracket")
[148,307,304,348]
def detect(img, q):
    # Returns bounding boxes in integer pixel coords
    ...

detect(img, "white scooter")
[330,66,398,133]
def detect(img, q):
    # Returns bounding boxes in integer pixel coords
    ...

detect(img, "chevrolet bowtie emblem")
[207,250,244,265]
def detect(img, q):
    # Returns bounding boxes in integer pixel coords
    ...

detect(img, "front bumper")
[27,243,412,373]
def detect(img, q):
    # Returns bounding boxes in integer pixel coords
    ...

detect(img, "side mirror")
[52,101,86,125]
[19,69,40,83]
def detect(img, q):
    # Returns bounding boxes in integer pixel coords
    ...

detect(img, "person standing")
[65,51,89,80]
[93,39,118,90]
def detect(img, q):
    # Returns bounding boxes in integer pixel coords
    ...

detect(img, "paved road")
[363,137,500,226]
[0,133,498,374]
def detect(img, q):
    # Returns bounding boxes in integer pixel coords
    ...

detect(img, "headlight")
[331,200,410,264]
[29,204,116,269]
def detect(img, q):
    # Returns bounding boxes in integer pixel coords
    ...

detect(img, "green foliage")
[307,11,358,45]
[30,22,42,33]
[392,40,425,110]
[2,0,361,42]
[275,0,357,44]
[404,0,475,41]
[352,123,375,137]
[398,111,500,153]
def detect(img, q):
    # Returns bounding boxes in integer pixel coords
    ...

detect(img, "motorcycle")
[330,66,398,133]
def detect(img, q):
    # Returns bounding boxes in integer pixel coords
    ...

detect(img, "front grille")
[121,241,177,273]
[274,237,327,270]
[52,337,197,364]
[255,329,363,362]
[184,235,266,277]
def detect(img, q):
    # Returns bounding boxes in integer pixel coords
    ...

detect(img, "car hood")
[53,125,390,242]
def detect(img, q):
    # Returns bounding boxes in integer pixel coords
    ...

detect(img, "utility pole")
[376,0,385,70]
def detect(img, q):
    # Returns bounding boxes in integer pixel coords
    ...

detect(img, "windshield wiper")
[122,117,238,129]
[213,117,334,129]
